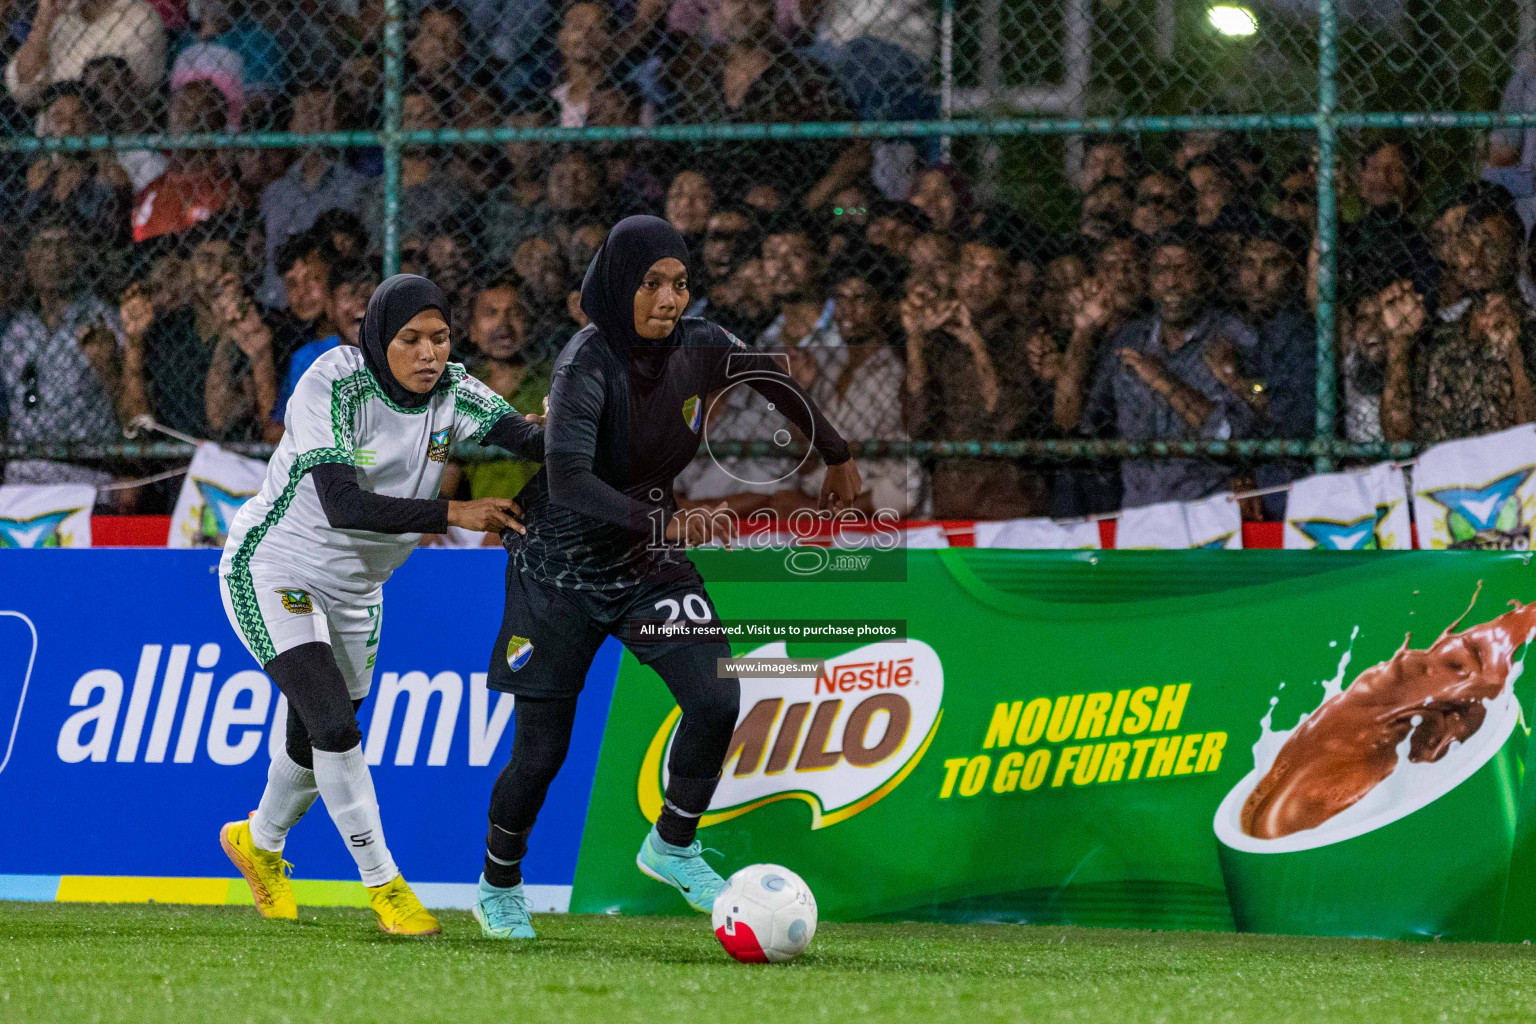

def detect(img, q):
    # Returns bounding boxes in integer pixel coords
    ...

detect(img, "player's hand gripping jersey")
[506,318,851,590]
[222,345,516,594]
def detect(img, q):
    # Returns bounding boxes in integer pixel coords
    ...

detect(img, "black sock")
[654,772,722,847]
[655,806,700,847]
[484,824,529,888]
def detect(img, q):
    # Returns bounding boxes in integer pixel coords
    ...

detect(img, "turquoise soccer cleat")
[635,827,727,913]
[473,875,537,939]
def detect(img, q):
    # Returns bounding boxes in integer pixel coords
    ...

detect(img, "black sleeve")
[481,411,545,461]
[546,448,660,533]
[543,357,662,532]
[723,349,852,466]
[310,463,450,534]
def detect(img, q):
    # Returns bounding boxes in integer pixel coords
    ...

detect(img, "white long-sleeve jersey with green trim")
[220,346,513,593]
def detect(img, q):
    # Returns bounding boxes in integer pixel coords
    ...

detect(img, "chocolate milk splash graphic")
[1242,588,1536,840]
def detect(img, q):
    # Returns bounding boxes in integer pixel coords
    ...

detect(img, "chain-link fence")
[0,0,1531,518]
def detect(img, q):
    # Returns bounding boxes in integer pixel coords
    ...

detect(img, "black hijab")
[359,273,452,409]
[579,215,691,355]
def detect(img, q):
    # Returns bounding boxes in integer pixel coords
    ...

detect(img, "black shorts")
[486,561,727,698]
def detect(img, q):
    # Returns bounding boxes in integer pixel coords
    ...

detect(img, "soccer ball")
[711,864,818,963]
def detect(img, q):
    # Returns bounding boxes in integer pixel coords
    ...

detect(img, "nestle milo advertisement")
[569,549,1536,942]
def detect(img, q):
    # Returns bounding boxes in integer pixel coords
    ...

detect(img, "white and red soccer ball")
[711,864,818,963]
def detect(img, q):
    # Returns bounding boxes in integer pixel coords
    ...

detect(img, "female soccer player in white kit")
[216,275,543,935]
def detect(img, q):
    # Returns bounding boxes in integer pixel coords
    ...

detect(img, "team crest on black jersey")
[683,395,702,433]
[275,588,313,614]
[506,635,534,671]
[427,428,452,463]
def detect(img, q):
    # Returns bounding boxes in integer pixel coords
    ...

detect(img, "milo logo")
[638,639,944,829]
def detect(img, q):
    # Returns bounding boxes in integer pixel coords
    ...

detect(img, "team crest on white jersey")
[427,428,452,463]
[275,589,314,615]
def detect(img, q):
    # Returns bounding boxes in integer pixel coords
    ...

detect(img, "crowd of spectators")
[0,0,1534,522]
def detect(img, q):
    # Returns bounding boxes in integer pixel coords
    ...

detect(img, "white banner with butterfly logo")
[1411,425,1536,550]
[1284,461,1411,550]
[1116,492,1242,550]
[0,485,95,547]
[168,445,267,548]
[973,517,1102,549]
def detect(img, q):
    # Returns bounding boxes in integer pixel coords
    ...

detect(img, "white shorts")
[219,562,383,701]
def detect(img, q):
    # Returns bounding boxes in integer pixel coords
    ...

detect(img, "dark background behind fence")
[0,0,1532,521]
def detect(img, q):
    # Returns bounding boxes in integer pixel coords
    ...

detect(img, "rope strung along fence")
[0,0,1531,517]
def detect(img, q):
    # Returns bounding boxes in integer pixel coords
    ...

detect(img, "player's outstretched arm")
[311,463,450,533]
[733,351,862,510]
[310,463,523,535]
[731,353,851,465]
[447,497,526,534]
[480,410,545,461]
[546,447,662,534]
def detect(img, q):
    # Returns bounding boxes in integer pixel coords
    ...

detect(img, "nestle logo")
[815,659,915,694]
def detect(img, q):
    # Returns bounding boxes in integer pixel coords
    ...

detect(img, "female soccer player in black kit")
[472,216,861,938]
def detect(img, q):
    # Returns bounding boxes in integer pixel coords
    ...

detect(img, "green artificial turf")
[3,903,1536,1023]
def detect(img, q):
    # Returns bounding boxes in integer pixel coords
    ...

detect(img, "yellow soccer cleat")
[220,816,298,921]
[366,875,442,937]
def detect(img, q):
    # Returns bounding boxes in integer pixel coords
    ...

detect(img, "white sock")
[250,748,319,853]
[312,745,399,888]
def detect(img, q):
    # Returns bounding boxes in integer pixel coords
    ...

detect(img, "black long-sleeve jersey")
[506,317,851,589]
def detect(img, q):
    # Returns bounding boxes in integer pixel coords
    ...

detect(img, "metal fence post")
[381,0,405,278]
[976,0,1003,197]
[940,0,954,162]
[1314,0,1339,474]
[1062,0,1093,187]
[1523,0,1536,66]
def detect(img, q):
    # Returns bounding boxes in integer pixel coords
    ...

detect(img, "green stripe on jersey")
[454,386,514,444]
[331,371,370,451]
[362,366,434,415]
[225,447,352,665]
